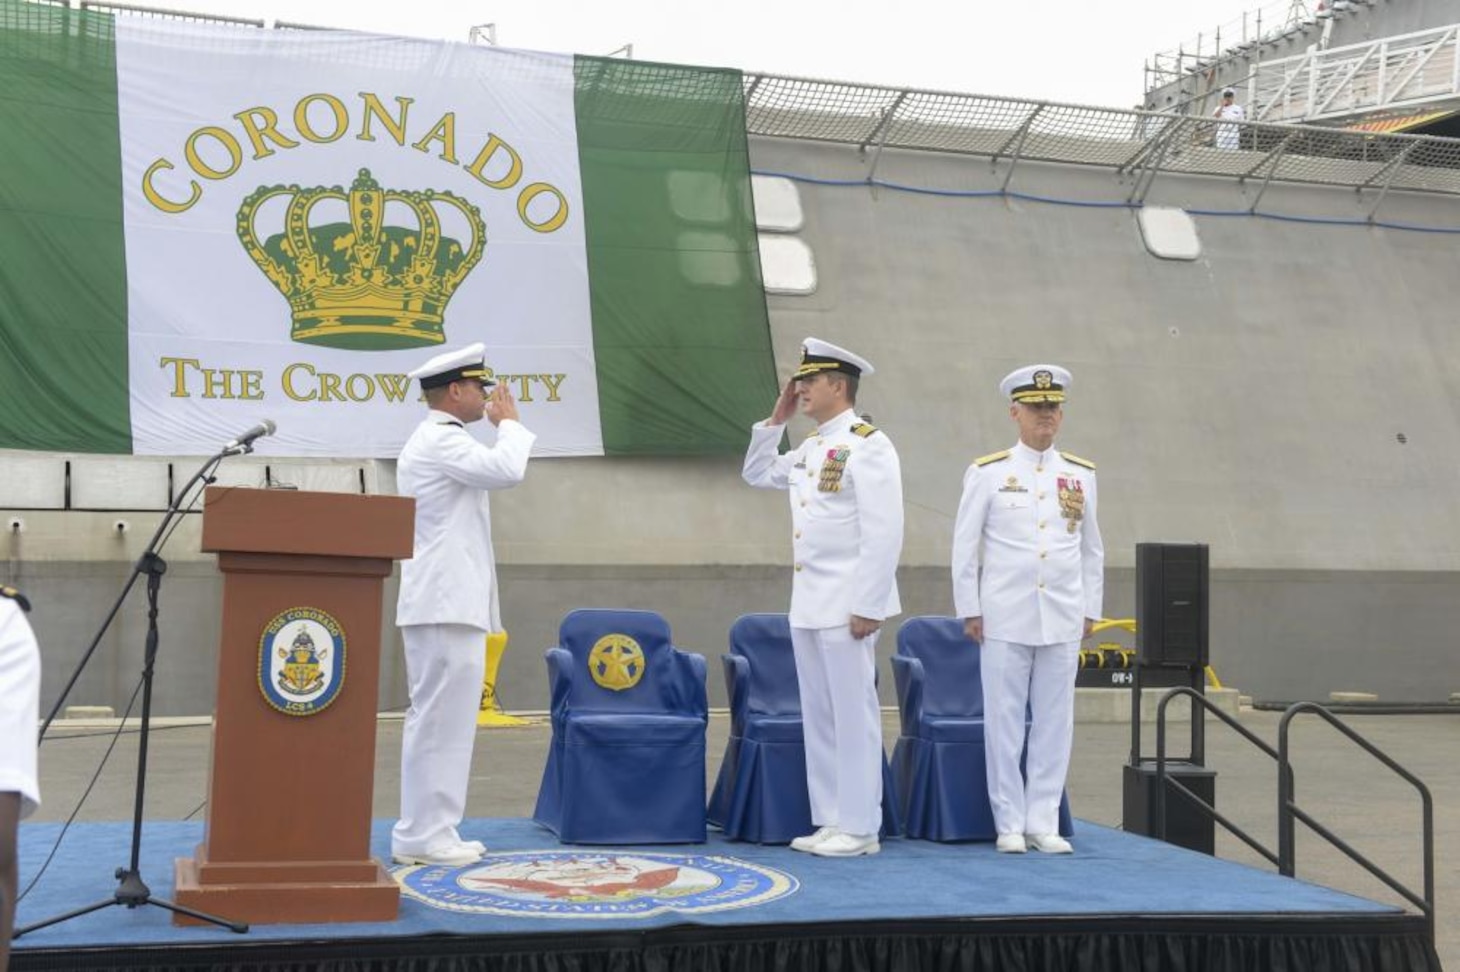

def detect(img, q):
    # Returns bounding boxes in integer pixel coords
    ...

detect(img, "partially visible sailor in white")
[743,337,904,858]
[0,586,40,967]
[952,364,1103,855]
[392,342,535,867]
[1213,87,1245,150]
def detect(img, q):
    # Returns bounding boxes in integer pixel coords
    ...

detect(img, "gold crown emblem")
[237,168,486,351]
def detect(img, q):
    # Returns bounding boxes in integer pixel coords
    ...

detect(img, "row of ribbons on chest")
[1000,474,1085,532]
[795,447,852,493]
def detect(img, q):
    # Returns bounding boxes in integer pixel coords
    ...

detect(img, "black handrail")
[1154,686,1283,867]
[1278,701,1435,946]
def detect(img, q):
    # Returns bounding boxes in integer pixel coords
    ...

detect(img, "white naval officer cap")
[407,342,496,390]
[1000,364,1071,404]
[793,337,875,380]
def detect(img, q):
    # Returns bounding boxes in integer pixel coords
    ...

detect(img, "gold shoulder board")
[1060,451,1096,470]
[0,586,31,612]
[851,423,878,438]
[974,450,1011,467]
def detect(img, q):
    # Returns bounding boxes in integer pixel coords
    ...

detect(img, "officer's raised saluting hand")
[485,383,520,426]
[768,377,799,427]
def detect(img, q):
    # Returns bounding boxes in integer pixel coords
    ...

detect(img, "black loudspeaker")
[1135,542,1209,666]
[1122,761,1217,854]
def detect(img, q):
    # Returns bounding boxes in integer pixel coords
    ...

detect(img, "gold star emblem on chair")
[588,634,646,691]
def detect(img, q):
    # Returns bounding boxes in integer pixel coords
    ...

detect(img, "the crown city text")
[141,92,570,233]
[158,357,567,403]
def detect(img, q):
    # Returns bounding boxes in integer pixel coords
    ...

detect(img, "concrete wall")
[7,134,1460,714]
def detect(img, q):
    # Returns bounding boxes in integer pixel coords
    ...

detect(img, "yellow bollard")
[477,630,534,727]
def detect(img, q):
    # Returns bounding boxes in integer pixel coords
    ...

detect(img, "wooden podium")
[174,486,414,925]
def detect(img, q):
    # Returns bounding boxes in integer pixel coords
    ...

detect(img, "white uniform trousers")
[392,623,487,856]
[981,638,1078,837]
[790,625,883,837]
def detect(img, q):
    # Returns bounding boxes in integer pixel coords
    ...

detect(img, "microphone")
[223,419,276,455]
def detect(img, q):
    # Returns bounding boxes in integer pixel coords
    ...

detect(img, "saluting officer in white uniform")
[952,365,1103,855]
[0,586,40,966]
[743,338,903,858]
[392,343,536,866]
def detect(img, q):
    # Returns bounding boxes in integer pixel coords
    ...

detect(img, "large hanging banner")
[0,2,775,457]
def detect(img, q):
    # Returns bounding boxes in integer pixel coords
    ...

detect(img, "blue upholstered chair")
[708,613,900,844]
[890,616,1073,842]
[533,609,708,844]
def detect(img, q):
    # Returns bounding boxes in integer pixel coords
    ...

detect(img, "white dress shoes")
[789,826,837,853]
[809,831,880,857]
[447,829,486,855]
[995,833,1028,854]
[1026,833,1074,854]
[391,842,484,867]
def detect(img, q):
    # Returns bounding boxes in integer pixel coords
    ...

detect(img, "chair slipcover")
[708,613,900,843]
[533,608,708,844]
[891,616,1073,841]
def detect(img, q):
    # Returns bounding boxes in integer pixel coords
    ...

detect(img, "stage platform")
[10,817,1439,971]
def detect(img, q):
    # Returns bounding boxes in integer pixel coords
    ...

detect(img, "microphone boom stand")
[17,447,251,937]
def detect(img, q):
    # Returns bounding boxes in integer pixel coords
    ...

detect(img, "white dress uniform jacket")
[395,411,536,632]
[743,408,903,627]
[0,597,41,818]
[952,441,1103,644]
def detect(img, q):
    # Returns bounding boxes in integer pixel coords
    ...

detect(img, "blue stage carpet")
[12,816,1398,952]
